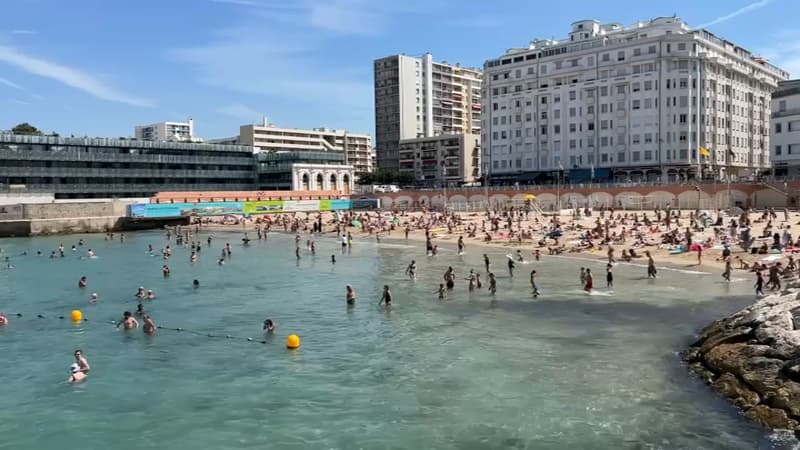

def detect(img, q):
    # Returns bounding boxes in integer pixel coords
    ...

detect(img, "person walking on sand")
[755,271,765,296]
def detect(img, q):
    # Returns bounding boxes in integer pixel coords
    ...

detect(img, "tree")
[11,122,41,135]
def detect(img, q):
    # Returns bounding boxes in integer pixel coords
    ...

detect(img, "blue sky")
[1,0,798,139]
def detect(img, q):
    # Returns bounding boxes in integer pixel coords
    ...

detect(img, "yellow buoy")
[286,334,300,349]
[70,309,83,322]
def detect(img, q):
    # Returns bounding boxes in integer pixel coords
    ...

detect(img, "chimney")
[188,118,194,137]
[262,116,268,127]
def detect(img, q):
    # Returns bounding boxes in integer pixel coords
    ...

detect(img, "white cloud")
[698,0,772,28]
[309,0,380,35]
[218,103,264,122]
[0,46,154,107]
[0,76,22,90]
[10,30,37,35]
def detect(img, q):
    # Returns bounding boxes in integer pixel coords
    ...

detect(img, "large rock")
[688,290,800,433]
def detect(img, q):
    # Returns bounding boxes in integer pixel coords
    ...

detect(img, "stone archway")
[342,174,351,194]
[329,173,338,192]
[301,173,310,191]
[315,173,324,191]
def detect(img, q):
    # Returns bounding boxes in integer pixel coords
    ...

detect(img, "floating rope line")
[109,321,269,344]
[6,313,89,322]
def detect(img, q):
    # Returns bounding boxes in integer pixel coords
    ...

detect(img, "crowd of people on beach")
[1,202,797,384]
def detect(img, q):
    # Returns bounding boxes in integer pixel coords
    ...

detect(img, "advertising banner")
[282,200,321,212]
[242,200,284,214]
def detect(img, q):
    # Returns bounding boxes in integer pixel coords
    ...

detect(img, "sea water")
[0,231,793,450]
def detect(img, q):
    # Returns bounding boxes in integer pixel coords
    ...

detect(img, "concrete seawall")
[0,201,187,237]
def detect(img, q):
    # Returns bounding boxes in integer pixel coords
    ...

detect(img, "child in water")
[438,284,447,299]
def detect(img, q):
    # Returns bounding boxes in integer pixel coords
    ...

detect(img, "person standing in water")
[74,350,90,373]
[444,267,455,289]
[457,236,464,255]
[162,265,170,277]
[722,258,732,282]
[483,254,491,273]
[67,363,87,383]
[78,276,87,288]
[584,268,593,292]
[406,260,417,280]
[579,268,586,286]
[116,311,139,330]
[530,269,539,297]
[263,319,276,333]
[142,314,156,335]
[507,258,515,277]
[379,285,392,306]
[346,285,356,306]
[488,273,497,295]
[437,283,447,299]
[754,271,765,296]
[606,264,614,288]
[646,251,657,279]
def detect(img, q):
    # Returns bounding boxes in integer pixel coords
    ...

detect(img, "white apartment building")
[771,80,800,177]
[374,53,482,171]
[482,17,789,184]
[239,120,372,174]
[135,119,195,142]
[398,134,481,185]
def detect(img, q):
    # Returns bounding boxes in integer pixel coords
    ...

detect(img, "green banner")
[242,200,284,214]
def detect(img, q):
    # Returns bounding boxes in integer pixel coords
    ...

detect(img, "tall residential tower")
[482,17,789,184]
[373,53,482,174]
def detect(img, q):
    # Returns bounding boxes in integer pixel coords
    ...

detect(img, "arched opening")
[342,174,351,194]
[316,173,324,190]
[301,173,310,190]
[330,174,337,191]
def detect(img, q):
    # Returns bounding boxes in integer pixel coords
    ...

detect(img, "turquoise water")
[0,231,792,449]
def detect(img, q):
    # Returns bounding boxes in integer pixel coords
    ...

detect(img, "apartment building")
[239,121,372,174]
[398,134,481,185]
[771,80,800,176]
[374,53,482,171]
[482,17,789,184]
[135,119,195,142]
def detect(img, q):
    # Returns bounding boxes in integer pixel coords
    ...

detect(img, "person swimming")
[135,286,146,298]
[135,303,146,317]
[78,276,87,288]
[162,265,170,277]
[263,319,276,333]
[67,363,87,383]
[346,285,356,305]
[0,313,8,326]
[331,254,336,264]
[116,311,139,330]
[90,293,98,303]
[86,249,94,258]
[142,314,156,335]
[193,279,200,288]
[74,349,90,373]
[146,290,155,300]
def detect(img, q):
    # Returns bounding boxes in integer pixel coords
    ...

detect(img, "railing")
[0,150,254,165]
[0,133,254,153]
[0,183,257,193]
[0,168,255,178]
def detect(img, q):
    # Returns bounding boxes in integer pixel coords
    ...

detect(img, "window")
[540,65,548,74]
[601,153,608,162]
[569,107,576,117]
[501,131,507,139]
[632,135,641,144]
[600,104,609,114]
[492,132,499,140]
[779,100,787,112]
[569,91,576,101]
[555,61,562,70]
[776,145,782,155]
[648,45,656,54]
[776,123,782,133]
[600,86,608,96]
[492,88,498,96]
[618,152,625,162]
[616,85,625,94]
[554,95,561,103]
[587,105,594,114]
[492,117,498,125]
[602,53,610,62]
[540,126,547,135]
[632,151,640,162]
[493,103,498,111]
[644,133,653,143]
[680,78,688,89]
[617,51,625,61]
[633,48,641,57]
[515,69,521,78]
[678,43,686,51]
[601,137,609,147]
[679,114,687,124]
[500,116,506,125]
[644,150,653,160]
[515,129,522,138]
[587,122,595,131]
[515,159,522,168]
[525,113,532,122]
[569,139,576,149]
[644,80,653,91]
[789,121,800,132]
[541,97,547,105]
[601,120,609,130]
[541,111,548,120]
[554,110,561,119]
[492,74,498,81]
[632,100,641,110]
[569,123,577,132]
[644,98,653,109]
[554,125,561,134]
[554,141,561,151]
[633,82,641,92]
[525,128,532,137]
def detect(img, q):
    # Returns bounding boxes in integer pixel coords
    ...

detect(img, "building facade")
[374,53,482,171]
[239,122,372,174]
[482,17,789,185]
[254,151,353,193]
[771,80,800,176]
[0,134,256,198]
[398,134,481,185]
[135,119,195,142]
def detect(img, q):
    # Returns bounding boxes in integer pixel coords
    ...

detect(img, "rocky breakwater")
[687,288,800,433]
